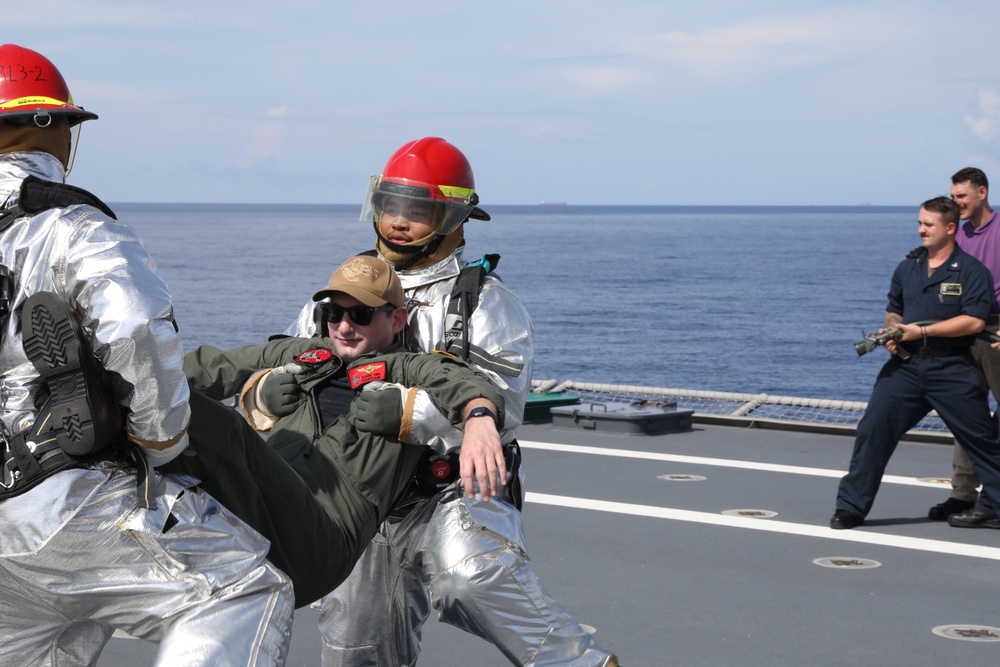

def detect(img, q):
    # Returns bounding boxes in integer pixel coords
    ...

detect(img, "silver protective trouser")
[318,483,614,667]
[0,468,293,667]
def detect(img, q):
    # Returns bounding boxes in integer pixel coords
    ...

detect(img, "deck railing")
[531,380,951,444]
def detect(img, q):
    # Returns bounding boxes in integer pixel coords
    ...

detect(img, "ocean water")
[117,203,920,403]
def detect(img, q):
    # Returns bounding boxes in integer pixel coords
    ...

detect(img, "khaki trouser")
[950,316,1000,501]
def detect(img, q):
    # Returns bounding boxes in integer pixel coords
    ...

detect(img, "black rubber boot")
[21,291,122,456]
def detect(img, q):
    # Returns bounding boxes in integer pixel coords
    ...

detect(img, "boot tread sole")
[22,292,98,455]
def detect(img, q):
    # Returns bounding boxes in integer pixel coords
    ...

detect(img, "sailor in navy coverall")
[832,197,1000,528]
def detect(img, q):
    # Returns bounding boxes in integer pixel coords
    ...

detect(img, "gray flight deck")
[100,419,1000,666]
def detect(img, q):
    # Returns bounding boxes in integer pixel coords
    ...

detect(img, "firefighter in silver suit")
[0,44,293,666]
[287,138,618,666]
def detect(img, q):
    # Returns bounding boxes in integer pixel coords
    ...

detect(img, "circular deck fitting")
[656,474,706,482]
[812,557,881,570]
[932,625,1000,642]
[916,477,952,485]
[721,509,777,519]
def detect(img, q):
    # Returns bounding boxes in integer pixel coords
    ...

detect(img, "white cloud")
[266,105,291,118]
[238,121,288,166]
[542,6,937,97]
[622,7,921,81]
[965,89,1000,143]
[557,65,656,91]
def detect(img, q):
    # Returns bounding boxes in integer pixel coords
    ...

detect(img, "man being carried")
[175,254,506,608]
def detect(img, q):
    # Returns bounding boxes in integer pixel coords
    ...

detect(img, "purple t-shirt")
[956,209,1000,313]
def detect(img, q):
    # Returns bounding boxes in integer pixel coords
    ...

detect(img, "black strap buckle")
[0,419,85,501]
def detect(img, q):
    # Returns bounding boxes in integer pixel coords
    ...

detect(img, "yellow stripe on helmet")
[1,95,72,109]
[437,185,475,202]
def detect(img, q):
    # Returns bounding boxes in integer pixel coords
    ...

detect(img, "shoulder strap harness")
[440,253,523,378]
[0,176,115,321]
[0,174,116,234]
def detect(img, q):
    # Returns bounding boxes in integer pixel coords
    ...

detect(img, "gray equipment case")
[550,400,694,436]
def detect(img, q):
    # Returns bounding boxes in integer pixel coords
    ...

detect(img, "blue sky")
[9,1,1000,205]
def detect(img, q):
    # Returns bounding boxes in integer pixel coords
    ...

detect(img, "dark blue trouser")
[837,353,1000,518]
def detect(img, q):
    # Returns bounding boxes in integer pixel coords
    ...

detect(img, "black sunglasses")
[321,302,395,326]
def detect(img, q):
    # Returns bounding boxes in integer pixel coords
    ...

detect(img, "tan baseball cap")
[312,255,404,307]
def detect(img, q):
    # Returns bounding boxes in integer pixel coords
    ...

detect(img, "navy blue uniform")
[836,245,1000,517]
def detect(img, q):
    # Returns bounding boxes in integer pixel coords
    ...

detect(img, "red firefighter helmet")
[0,44,97,127]
[364,137,490,237]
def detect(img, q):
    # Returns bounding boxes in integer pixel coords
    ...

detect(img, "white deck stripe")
[525,492,1000,561]
[518,440,944,488]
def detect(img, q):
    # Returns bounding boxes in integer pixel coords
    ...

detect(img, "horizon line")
[107,201,913,209]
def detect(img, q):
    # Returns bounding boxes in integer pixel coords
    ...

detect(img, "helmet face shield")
[360,174,475,238]
[65,122,82,176]
[359,174,379,224]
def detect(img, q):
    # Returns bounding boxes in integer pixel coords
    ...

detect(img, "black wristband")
[465,406,497,426]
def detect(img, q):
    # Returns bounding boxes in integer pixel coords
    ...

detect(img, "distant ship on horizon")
[538,201,567,206]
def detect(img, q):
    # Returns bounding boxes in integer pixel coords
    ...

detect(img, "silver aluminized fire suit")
[0,152,293,666]
[288,245,616,666]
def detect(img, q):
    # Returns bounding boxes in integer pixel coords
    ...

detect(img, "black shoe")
[21,291,121,456]
[928,497,976,521]
[830,509,864,530]
[947,508,1000,529]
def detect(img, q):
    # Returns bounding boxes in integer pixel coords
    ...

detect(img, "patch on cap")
[339,256,379,282]
[295,348,334,365]
[312,254,404,307]
[347,361,387,388]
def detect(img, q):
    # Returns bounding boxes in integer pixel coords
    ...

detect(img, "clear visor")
[359,174,380,223]
[65,122,81,177]
[359,175,474,238]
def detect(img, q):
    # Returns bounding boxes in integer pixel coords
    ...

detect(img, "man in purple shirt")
[930,167,1000,528]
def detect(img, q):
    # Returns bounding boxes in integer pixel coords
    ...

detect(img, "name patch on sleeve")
[347,361,387,388]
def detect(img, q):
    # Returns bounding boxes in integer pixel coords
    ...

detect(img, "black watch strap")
[465,406,497,426]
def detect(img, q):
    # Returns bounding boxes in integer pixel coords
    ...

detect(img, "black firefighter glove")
[258,366,304,418]
[351,381,405,440]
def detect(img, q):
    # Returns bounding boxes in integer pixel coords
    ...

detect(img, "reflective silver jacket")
[288,246,534,451]
[0,152,190,476]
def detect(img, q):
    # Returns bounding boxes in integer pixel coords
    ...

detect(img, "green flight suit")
[170,337,503,608]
